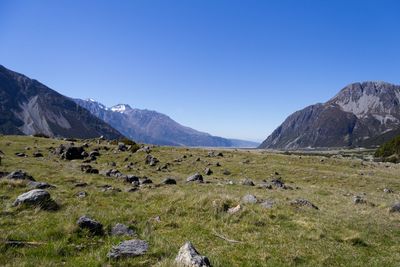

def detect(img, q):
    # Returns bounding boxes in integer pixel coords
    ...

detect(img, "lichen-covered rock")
[107,239,148,259]
[290,199,319,210]
[175,242,211,267]
[13,189,55,209]
[6,170,35,181]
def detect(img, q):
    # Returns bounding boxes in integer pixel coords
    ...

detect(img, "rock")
[290,199,319,210]
[76,191,87,198]
[140,178,153,185]
[227,204,241,214]
[76,216,104,235]
[187,173,203,183]
[215,162,221,167]
[257,183,273,189]
[204,168,213,175]
[118,143,128,151]
[80,165,99,174]
[242,194,257,204]
[111,223,135,236]
[13,189,56,209]
[32,152,43,157]
[107,239,148,259]
[75,182,88,187]
[6,170,35,181]
[175,242,211,267]
[126,175,139,183]
[271,178,285,188]
[89,151,100,157]
[105,169,123,178]
[389,202,400,213]
[138,146,151,153]
[55,144,86,160]
[383,188,394,193]
[145,154,159,166]
[15,152,27,157]
[240,178,255,186]
[353,195,366,204]
[222,170,231,175]
[126,187,139,192]
[28,181,53,189]
[162,178,177,185]
[260,200,275,209]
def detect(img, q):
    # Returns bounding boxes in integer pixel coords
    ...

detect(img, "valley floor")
[0,136,399,266]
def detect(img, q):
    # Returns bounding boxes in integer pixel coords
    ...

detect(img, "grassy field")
[0,135,399,267]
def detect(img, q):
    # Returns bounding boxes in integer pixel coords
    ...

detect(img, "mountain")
[259,81,400,150]
[0,65,124,139]
[74,99,259,147]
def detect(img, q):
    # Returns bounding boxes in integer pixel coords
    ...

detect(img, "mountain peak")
[110,104,132,113]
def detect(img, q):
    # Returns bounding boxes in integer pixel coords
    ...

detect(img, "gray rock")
[28,181,53,189]
[76,191,87,198]
[111,223,135,236]
[118,143,128,151]
[240,178,255,186]
[389,202,400,213]
[77,216,104,235]
[187,173,203,183]
[107,239,148,259]
[204,168,213,175]
[290,199,319,210]
[162,178,177,185]
[260,200,275,209]
[353,195,366,204]
[175,241,211,267]
[383,188,394,193]
[33,151,43,157]
[126,175,140,183]
[6,170,35,181]
[140,178,153,185]
[13,189,54,209]
[145,154,159,166]
[242,194,257,204]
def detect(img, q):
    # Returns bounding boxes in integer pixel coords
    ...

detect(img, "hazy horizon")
[1,0,400,141]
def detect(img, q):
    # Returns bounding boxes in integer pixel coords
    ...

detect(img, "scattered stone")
[15,153,27,157]
[389,202,400,213]
[89,151,100,157]
[257,183,273,189]
[6,170,35,181]
[260,200,275,209]
[111,223,135,236]
[55,144,86,160]
[175,242,211,267]
[227,204,241,214]
[126,187,139,192]
[32,152,43,158]
[353,195,366,204]
[80,165,99,174]
[187,173,204,183]
[242,194,257,204]
[138,146,151,153]
[290,199,319,210]
[77,216,104,235]
[204,168,213,175]
[222,170,231,175]
[118,143,128,152]
[13,189,56,210]
[241,178,255,186]
[215,162,221,167]
[75,182,88,187]
[162,177,177,185]
[271,178,285,188]
[107,239,148,259]
[28,181,53,189]
[140,178,153,185]
[105,169,123,178]
[76,191,87,198]
[126,175,139,183]
[145,154,159,166]
[383,188,394,193]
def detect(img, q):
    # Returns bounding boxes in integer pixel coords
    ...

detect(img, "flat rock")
[175,241,211,267]
[111,223,135,236]
[77,215,104,235]
[107,239,148,259]
[6,170,35,181]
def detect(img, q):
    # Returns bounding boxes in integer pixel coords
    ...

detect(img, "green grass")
[0,135,400,266]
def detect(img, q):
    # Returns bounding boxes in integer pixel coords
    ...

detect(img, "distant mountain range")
[259,81,400,149]
[74,98,259,147]
[0,65,123,139]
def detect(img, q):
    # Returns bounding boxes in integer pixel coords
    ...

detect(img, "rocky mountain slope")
[74,99,258,147]
[259,81,400,149]
[0,65,124,139]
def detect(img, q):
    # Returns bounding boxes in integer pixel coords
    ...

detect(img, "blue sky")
[1,0,400,141]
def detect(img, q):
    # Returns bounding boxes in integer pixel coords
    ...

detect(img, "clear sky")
[1,0,400,142]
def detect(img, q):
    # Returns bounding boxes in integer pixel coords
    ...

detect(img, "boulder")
[107,239,148,259]
[111,223,135,236]
[77,216,104,235]
[13,189,55,209]
[126,175,140,183]
[242,194,257,204]
[204,168,213,175]
[187,173,203,183]
[32,151,44,157]
[175,242,211,267]
[6,170,35,181]
[55,144,86,160]
[162,178,177,185]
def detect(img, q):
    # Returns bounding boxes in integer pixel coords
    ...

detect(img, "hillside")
[0,65,124,140]
[0,135,399,266]
[260,82,400,150]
